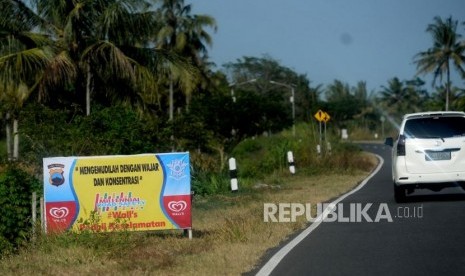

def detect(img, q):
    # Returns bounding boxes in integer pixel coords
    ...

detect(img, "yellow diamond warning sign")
[314,110,330,123]
[322,112,330,123]
[314,109,324,122]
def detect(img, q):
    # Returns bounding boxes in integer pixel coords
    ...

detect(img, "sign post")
[323,111,331,153]
[314,110,331,155]
[314,110,324,153]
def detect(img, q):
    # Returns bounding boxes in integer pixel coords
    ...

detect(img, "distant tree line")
[0,1,464,168]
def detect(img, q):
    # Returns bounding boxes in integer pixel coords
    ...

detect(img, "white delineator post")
[229,157,238,192]
[287,151,296,174]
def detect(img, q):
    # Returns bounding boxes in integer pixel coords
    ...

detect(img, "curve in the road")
[255,154,384,276]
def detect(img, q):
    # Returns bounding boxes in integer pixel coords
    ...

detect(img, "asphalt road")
[255,142,465,276]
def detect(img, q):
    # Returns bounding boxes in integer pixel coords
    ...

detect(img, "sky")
[192,0,465,92]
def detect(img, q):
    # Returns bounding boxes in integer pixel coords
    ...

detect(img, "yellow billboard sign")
[43,153,191,233]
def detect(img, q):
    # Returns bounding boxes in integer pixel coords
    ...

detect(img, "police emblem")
[48,164,65,186]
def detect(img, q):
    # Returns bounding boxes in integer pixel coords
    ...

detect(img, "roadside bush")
[230,137,281,178]
[0,164,41,255]
[189,151,230,195]
[230,124,373,181]
[192,171,229,195]
[19,103,166,173]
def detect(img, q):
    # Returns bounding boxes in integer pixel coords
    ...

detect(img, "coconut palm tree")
[325,80,357,123]
[378,77,426,122]
[32,0,160,115]
[155,0,216,119]
[414,16,465,111]
[0,0,62,160]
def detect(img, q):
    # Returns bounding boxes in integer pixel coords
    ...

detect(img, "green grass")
[0,152,377,275]
[0,124,379,275]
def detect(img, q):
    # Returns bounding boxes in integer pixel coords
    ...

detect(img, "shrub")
[0,164,41,255]
[19,104,167,173]
[230,124,372,180]
[192,171,229,195]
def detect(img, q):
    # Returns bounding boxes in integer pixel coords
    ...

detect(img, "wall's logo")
[166,159,188,180]
[163,196,191,227]
[48,164,65,186]
[167,200,187,213]
[49,207,69,219]
[45,202,76,233]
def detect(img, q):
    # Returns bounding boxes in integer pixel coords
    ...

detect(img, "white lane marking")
[256,154,384,276]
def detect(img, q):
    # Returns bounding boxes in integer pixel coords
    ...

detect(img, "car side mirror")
[384,137,393,147]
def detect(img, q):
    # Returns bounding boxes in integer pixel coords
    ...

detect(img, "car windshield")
[404,116,465,139]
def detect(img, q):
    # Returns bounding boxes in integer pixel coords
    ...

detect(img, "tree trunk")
[86,64,93,116]
[169,75,175,152]
[5,113,12,161]
[445,62,450,111]
[169,77,174,120]
[186,93,190,113]
[13,118,19,160]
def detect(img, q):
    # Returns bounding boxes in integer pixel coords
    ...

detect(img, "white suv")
[385,111,465,202]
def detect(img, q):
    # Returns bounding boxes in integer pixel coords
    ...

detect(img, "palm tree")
[0,0,60,160]
[380,77,409,113]
[1,0,158,158]
[352,81,375,125]
[379,77,407,122]
[378,77,426,122]
[414,16,465,111]
[155,0,217,119]
[325,80,351,102]
[33,0,159,115]
[325,80,361,125]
